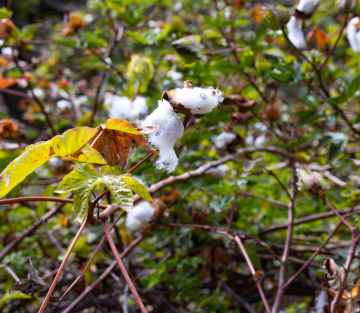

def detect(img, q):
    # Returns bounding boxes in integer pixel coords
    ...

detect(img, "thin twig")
[38,218,88,313]
[61,235,144,313]
[234,235,271,313]
[318,18,347,72]
[102,220,147,313]
[59,211,125,301]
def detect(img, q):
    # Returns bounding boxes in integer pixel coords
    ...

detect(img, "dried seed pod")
[0,18,16,40]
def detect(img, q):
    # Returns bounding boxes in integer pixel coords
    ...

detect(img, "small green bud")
[128,54,154,85]
[266,5,291,30]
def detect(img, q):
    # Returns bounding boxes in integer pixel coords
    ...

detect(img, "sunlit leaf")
[125,175,153,201]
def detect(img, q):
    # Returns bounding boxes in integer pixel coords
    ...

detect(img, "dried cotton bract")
[125,201,155,231]
[347,17,360,53]
[141,100,184,173]
[286,16,307,50]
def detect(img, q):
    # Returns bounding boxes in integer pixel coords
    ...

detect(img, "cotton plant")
[297,169,328,194]
[142,81,224,172]
[347,16,360,53]
[125,201,155,231]
[214,132,237,150]
[104,94,148,120]
[286,16,307,50]
[295,0,320,18]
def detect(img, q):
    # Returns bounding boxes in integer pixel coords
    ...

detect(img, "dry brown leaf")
[0,117,18,142]
[89,123,157,171]
[62,13,84,37]
[0,18,16,40]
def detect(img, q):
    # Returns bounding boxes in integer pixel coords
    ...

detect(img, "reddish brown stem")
[59,211,125,301]
[0,196,107,209]
[38,218,88,313]
[234,236,271,313]
[102,219,147,313]
[318,18,347,72]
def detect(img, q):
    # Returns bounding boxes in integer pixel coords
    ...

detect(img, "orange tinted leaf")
[89,123,157,171]
[0,117,18,141]
[306,25,331,52]
[0,77,17,88]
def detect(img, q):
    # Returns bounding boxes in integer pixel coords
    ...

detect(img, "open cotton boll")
[314,290,328,313]
[141,100,184,172]
[49,157,66,170]
[214,132,237,149]
[286,16,307,50]
[172,87,224,115]
[125,201,155,230]
[105,95,148,120]
[347,17,360,53]
[56,99,72,111]
[296,0,319,15]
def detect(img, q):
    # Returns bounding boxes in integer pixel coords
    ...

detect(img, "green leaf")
[348,74,360,98]
[125,175,153,201]
[19,24,41,40]
[56,164,133,223]
[126,31,148,45]
[0,291,32,308]
[0,127,98,198]
[326,132,348,161]
[54,38,78,48]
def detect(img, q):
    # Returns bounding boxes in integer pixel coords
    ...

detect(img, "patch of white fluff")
[314,290,327,313]
[296,0,319,15]
[49,157,66,170]
[141,100,184,172]
[104,95,148,120]
[125,201,155,230]
[206,165,229,177]
[56,99,72,111]
[214,132,236,149]
[296,169,328,191]
[286,16,307,50]
[347,17,360,53]
[173,87,224,115]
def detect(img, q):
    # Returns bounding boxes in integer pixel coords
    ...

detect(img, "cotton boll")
[132,96,148,118]
[347,17,360,53]
[286,16,307,50]
[214,132,237,149]
[297,169,328,194]
[295,0,319,15]
[105,95,148,120]
[254,134,267,147]
[314,290,328,313]
[125,201,155,230]
[141,100,184,172]
[56,99,72,111]
[206,165,229,177]
[172,87,224,115]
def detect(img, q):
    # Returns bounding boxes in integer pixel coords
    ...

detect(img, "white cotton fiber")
[286,16,307,50]
[56,99,72,111]
[125,201,155,230]
[296,0,319,15]
[173,87,224,115]
[214,132,236,149]
[347,17,360,53]
[49,157,66,170]
[141,100,184,173]
[104,95,148,120]
[314,290,327,313]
